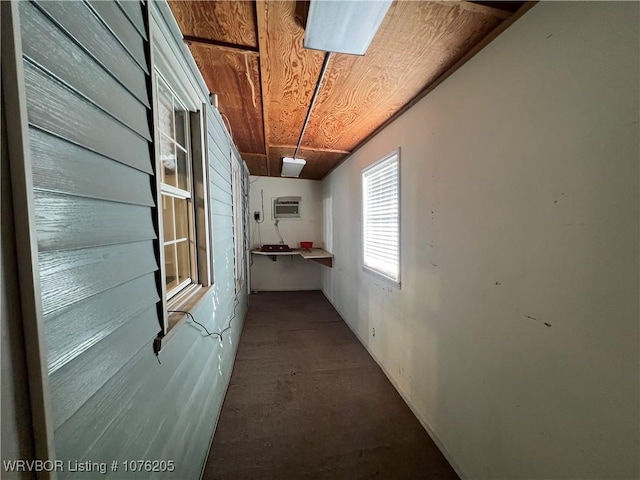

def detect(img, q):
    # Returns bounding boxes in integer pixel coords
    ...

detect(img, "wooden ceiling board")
[170,0,529,178]
[301,1,502,152]
[168,1,257,48]
[256,1,326,147]
[189,43,265,155]
[242,153,269,176]
[268,146,345,180]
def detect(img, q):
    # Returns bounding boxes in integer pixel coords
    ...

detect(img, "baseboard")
[198,305,247,480]
[320,289,467,480]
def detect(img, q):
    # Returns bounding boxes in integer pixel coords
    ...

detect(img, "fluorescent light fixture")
[304,0,392,55]
[281,157,306,178]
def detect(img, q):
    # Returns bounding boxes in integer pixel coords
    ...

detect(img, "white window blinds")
[362,151,400,284]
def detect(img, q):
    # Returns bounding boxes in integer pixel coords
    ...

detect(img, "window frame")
[152,66,213,338]
[361,148,401,287]
[156,72,197,299]
[231,158,246,291]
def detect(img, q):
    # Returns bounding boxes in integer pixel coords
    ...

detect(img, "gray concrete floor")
[203,290,458,480]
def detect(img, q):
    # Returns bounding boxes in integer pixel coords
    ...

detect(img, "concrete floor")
[203,290,458,480]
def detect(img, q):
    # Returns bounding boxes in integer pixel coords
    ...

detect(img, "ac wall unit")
[273,196,301,219]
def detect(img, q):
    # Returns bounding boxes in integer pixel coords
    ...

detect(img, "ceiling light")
[281,157,306,178]
[304,0,392,56]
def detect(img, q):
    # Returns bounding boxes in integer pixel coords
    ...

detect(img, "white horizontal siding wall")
[15,1,248,478]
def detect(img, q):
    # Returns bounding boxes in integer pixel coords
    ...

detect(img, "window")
[154,70,211,336]
[231,159,245,290]
[157,74,195,298]
[362,149,400,285]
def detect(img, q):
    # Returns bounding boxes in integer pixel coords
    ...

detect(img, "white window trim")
[361,148,401,288]
[152,68,213,337]
[162,184,192,200]
[150,4,215,350]
[242,163,251,292]
[156,71,197,301]
[231,158,246,291]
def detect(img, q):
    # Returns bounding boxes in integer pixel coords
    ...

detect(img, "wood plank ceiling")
[169,1,529,180]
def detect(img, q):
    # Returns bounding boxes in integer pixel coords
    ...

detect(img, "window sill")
[154,284,214,353]
[362,265,401,289]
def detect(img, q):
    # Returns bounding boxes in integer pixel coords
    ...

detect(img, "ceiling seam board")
[184,36,259,54]
[293,51,333,163]
[255,0,271,176]
[270,144,349,155]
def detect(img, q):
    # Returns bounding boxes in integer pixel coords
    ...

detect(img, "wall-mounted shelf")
[251,248,333,268]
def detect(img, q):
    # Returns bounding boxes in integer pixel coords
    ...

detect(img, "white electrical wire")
[274,219,285,245]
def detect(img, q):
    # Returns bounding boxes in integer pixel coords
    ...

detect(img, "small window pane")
[176,240,191,285]
[175,109,187,149]
[161,137,176,187]
[157,81,174,138]
[162,195,175,242]
[174,197,189,240]
[176,147,189,192]
[164,245,178,291]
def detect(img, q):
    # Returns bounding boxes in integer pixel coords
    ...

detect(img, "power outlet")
[372,327,375,337]
[254,211,261,221]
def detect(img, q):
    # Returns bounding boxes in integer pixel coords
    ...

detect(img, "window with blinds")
[362,150,400,285]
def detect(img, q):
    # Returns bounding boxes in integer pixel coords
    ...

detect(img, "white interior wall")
[321,2,639,479]
[249,176,324,291]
